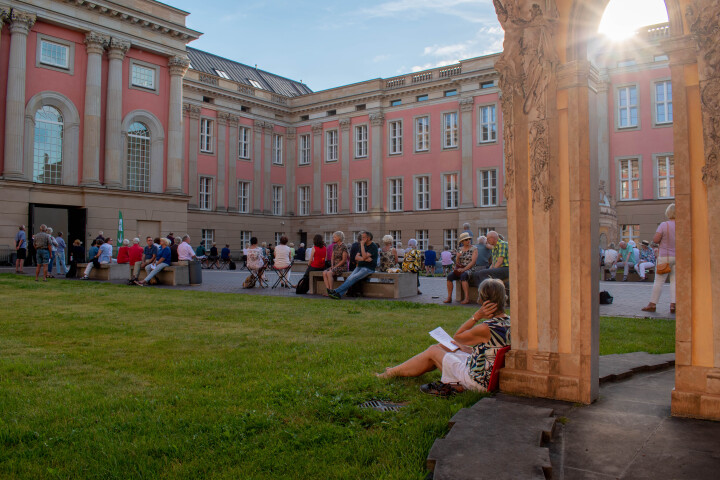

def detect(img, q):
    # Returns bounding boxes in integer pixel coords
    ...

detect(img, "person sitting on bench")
[136,238,171,286]
[471,231,509,286]
[128,238,144,282]
[377,278,510,396]
[328,231,378,300]
[81,238,113,279]
[322,231,349,291]
[178,235,197,262]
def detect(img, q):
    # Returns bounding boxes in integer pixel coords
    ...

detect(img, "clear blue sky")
[168,0,668,93]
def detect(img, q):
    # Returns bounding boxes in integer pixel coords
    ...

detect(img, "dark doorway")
[298,230,307,248]
[29,204,87,260]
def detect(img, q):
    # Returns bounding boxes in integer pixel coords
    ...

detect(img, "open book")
[429,327,459,352]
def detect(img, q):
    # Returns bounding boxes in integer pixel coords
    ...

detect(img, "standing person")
[54,232,69,276]
[14,225,27,273]
[81,238,112,279]
[328,231,378,300]
[322,232,348,291]
[95,231,105,243]
[378,235,399,272]
[295,243,306,261]
[128,238,144,283]
[68,239,84,278]
[444,233,478,304]
[462,223,474,241]
[635,240,656,281]
[167,232,175,245]
[395,242,405,263]
[643,204,676,314]
[402,238,423,295]
[288,243,296,260]
[47,227,57,277]
[33,225,52,282]
[424,245,437,276]
[136,238,172,286]
[441,245,454,275]
[170,237,181,263]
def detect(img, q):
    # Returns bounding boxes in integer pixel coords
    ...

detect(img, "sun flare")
[598,0,669,41]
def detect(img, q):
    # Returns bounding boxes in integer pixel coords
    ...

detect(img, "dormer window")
[248,79,264,89]
[215,70,230,79]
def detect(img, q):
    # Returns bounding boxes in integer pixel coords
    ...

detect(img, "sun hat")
[458,232,472,244]
[641,240,650,247]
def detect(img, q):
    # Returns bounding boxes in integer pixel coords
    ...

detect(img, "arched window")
[33,106,63,184]
[127,122,150,192]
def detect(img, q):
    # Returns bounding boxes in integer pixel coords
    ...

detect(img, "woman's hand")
[451,340,473,354]
[473,300,497,321]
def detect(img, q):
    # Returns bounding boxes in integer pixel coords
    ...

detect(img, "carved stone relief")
[183,103,201,119]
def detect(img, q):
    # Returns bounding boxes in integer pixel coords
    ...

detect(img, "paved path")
[1,267,675,319]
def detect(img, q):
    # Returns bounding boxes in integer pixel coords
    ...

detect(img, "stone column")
[286,127,297,215]
[459,97,475,208]
[369,113,384,212]
[216,113,228,211]
[81,32,107,186]
[227,115,239,212]
[253,120,263,213]
[339,118,351,214]
[166,56,190,194]
[2,10,35,179]
[263,122,274,215]
[184,103,201,207]
[311,123,323,215]
[595,74,610,189]
[104,38,130,189]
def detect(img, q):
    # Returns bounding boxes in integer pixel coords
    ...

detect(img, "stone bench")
[456,275,510,303]
[601,266,658,282]
[291,261,308,273]
[308,270,417,298]
[76,262,130,281]
[137,262,189,286]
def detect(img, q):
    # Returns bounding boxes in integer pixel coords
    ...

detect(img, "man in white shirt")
[178,235,197,262]
[603,243,619,280]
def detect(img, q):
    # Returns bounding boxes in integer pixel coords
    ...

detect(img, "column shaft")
[166,56,190,194]
[253,121,263,213]
[185,104,201,206]
[339,119,351,214]
[81,32,106,186]
[286,128,297,215]
[311,123,323,215]
[217,115,227,210]
[263,123,274,215]
[227,117,239,212]
[370,113,384,212]
[104,39,130,188]
[460,97,475,207]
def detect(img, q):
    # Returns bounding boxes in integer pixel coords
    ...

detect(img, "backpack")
[243,275,256,289]
[295,275,310,294]
[229,260,236,270]
[599,291,613,304]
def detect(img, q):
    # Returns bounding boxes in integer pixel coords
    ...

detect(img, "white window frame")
[415,230,429,251]
[36,34,74,75]
[199,176,213,211]
[478,226,495,237]
[415,116,430,152]
[415,175,431,211]
[617,84,639,129]
[200,118,214,153]
[237,181,250,213]
[389,120,403,155]
[442,173,459,209]
[389,177,403,212]
[324,232,333,244]
[653,79,673,126]
[325,183,339,214]
[478,104,497,144]
[239,230,252,249]
[238,126,250,159]
[354,124,368,158]
[621,225,640,244]
[215,69,230,79]
[326,130,338,163]
[354,180,369,213]
[201,229,214,251]
[443,229,458,250]
[655,154,675,199]
[298,185,311,216]
[478,169,498,207]
[389,230,402,249]
[274,232,285,245]
[299,133,311,165]
[272,134,283,165]
[272,185,284,216]
[128,59,159,94]
[617,157,641,201]
[442,112,459,149]
[248,79,264,89]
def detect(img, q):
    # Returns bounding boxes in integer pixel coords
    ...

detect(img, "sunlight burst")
[598,0,669,41]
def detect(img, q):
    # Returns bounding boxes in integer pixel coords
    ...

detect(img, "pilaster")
[226,115,239,212]
[459,97,475,208]
[253,120,264,213]
[166,55,190,194]
[81,31,108,187]
[104,38,130,189]
[311,123,323,215]
[339,118,351,214]
[286,127,297,216]
[369,113,384,212]
[184,103,201,206]
[216,113,229,210]
[263,122,274,215]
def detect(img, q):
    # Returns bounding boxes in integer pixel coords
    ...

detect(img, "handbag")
[656,222,671,275]
[452,268,463,277]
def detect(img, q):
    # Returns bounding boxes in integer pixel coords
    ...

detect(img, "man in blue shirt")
[81,239,114,279]
[328,231,378,299]
[14,225,27,273]
[424,245,437,275]
[137,238,172,286]
[221,244,231,260]
[141,236,158,270]
[54,231,69,276]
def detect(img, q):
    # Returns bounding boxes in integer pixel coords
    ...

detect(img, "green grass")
[0,275,674,479]
[599,316,675,355]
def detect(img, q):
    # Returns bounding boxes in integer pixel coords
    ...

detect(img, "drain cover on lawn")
[359,400,407,412]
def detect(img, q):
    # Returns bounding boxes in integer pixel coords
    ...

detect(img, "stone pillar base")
[165,187,184,195]
[2,172,25,181]
[671,366,720,420]
[80,180,101,187]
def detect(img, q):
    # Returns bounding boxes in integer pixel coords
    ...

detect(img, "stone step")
[599,352,675,384]
[427,398,556,479]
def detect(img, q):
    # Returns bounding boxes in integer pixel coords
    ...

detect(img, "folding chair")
[238,255,248,272]
[270,260,294,289]
[247,258,269,288]
[217,257,230,270]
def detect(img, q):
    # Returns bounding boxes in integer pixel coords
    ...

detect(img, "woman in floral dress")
[322,231,349,291]
[444,232,478,304]
[378,235,399,272]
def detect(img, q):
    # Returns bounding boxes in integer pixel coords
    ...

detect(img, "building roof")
[186,47,312,97]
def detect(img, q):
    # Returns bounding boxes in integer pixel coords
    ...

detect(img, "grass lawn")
[0,275,674,479]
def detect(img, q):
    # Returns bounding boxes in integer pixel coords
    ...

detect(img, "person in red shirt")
[117,239,130,264]
[128,238,144,283]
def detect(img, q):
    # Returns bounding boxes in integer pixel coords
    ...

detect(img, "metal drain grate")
[358,400,407,412]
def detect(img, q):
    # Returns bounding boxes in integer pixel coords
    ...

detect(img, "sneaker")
[622,276,628,282]
[80,276,89,280]
[327,289,341,300]
[608,277,616,281]
[420,381,463,397]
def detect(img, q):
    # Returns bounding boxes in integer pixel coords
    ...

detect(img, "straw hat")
[458,232,472,244]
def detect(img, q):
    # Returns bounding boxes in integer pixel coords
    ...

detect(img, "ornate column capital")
[459,97,475,112]
[254,119,265,130]
[339,118,351,131]
[168,55,191,77]
[226,114,239,127]
[9,9,36,35]
[369,113,384,127]
[107,38,130,60]
[84,31,108,55]
[183,103,201,119]
[0,6,10,26]
[311,122,323,136]
[286,127,296,140]
[263,122,275,133]
[217,113,228,126]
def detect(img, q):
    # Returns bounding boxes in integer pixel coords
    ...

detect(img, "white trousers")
[611,261,635,277]
[651,257,676,304]
[84,260,109,276]
[636,262,655,278]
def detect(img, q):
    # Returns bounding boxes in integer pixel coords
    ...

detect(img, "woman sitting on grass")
[377,278,510,396]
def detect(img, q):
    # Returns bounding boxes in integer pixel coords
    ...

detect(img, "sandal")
[670,303,676,314]
[443,298,452,304]
[420,381,463,397]
[641,303,656,312]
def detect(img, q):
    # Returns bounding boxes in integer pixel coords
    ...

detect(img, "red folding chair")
[487,345,511,392]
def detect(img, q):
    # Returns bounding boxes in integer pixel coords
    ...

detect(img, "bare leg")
[323,270,331,290]
[444,280,453,303]
[378,344,449,378]
[460,281,470,304]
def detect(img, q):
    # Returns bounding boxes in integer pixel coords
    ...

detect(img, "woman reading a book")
[377,278,510,396]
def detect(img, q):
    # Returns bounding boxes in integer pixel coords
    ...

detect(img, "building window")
[443,112,458,149]
[274,232,285,245]
[389,230,402,249]
[618,86,638,128]
[479,105,497,143]
[248,79,264,89]
[355,180,368,213]
[298,185,311,216]
[443,173,459,209]
[417,94,429,102]
[389,178,403,212]
[415,230,429,250]
[415,116,430,152]
[32,106,63,185]
[127,122,150,192]
[657,155,675,199]
[389,120,403,155]
[299,134,311,165]
[199,176,213,211]
[621,225,640,243]
[479,169,498,206]
[240,230,252,249]
[200,118,214,153]
[478,227,495,237]
[444,89,457,97]
[39,39,69,69]
[214,69,230,79]
[655,81,672,125]
[326,130,338,162]
[272,134,283,165]
[481,81,495,89]
[390,99,402,106]
[201,229,214,251]
[444,229,458,250]
[325,183,338,214]
[355,125,368,158]
[131,63,155,90]
[324,232,333,244]
[619,158,640,200]
[238,126,250,159]
[272,186,283,216]
[237,181,250,213]
[415,176,430,210]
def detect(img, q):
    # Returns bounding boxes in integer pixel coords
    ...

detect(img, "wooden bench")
[76,262,129,281]
[456,276,510,303]
[308,270,417,298]
[137,262,189,286]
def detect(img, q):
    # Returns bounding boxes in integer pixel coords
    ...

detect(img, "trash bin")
[188,259,202,285]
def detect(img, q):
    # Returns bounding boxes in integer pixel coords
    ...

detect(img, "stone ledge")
[599,352,676,384]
